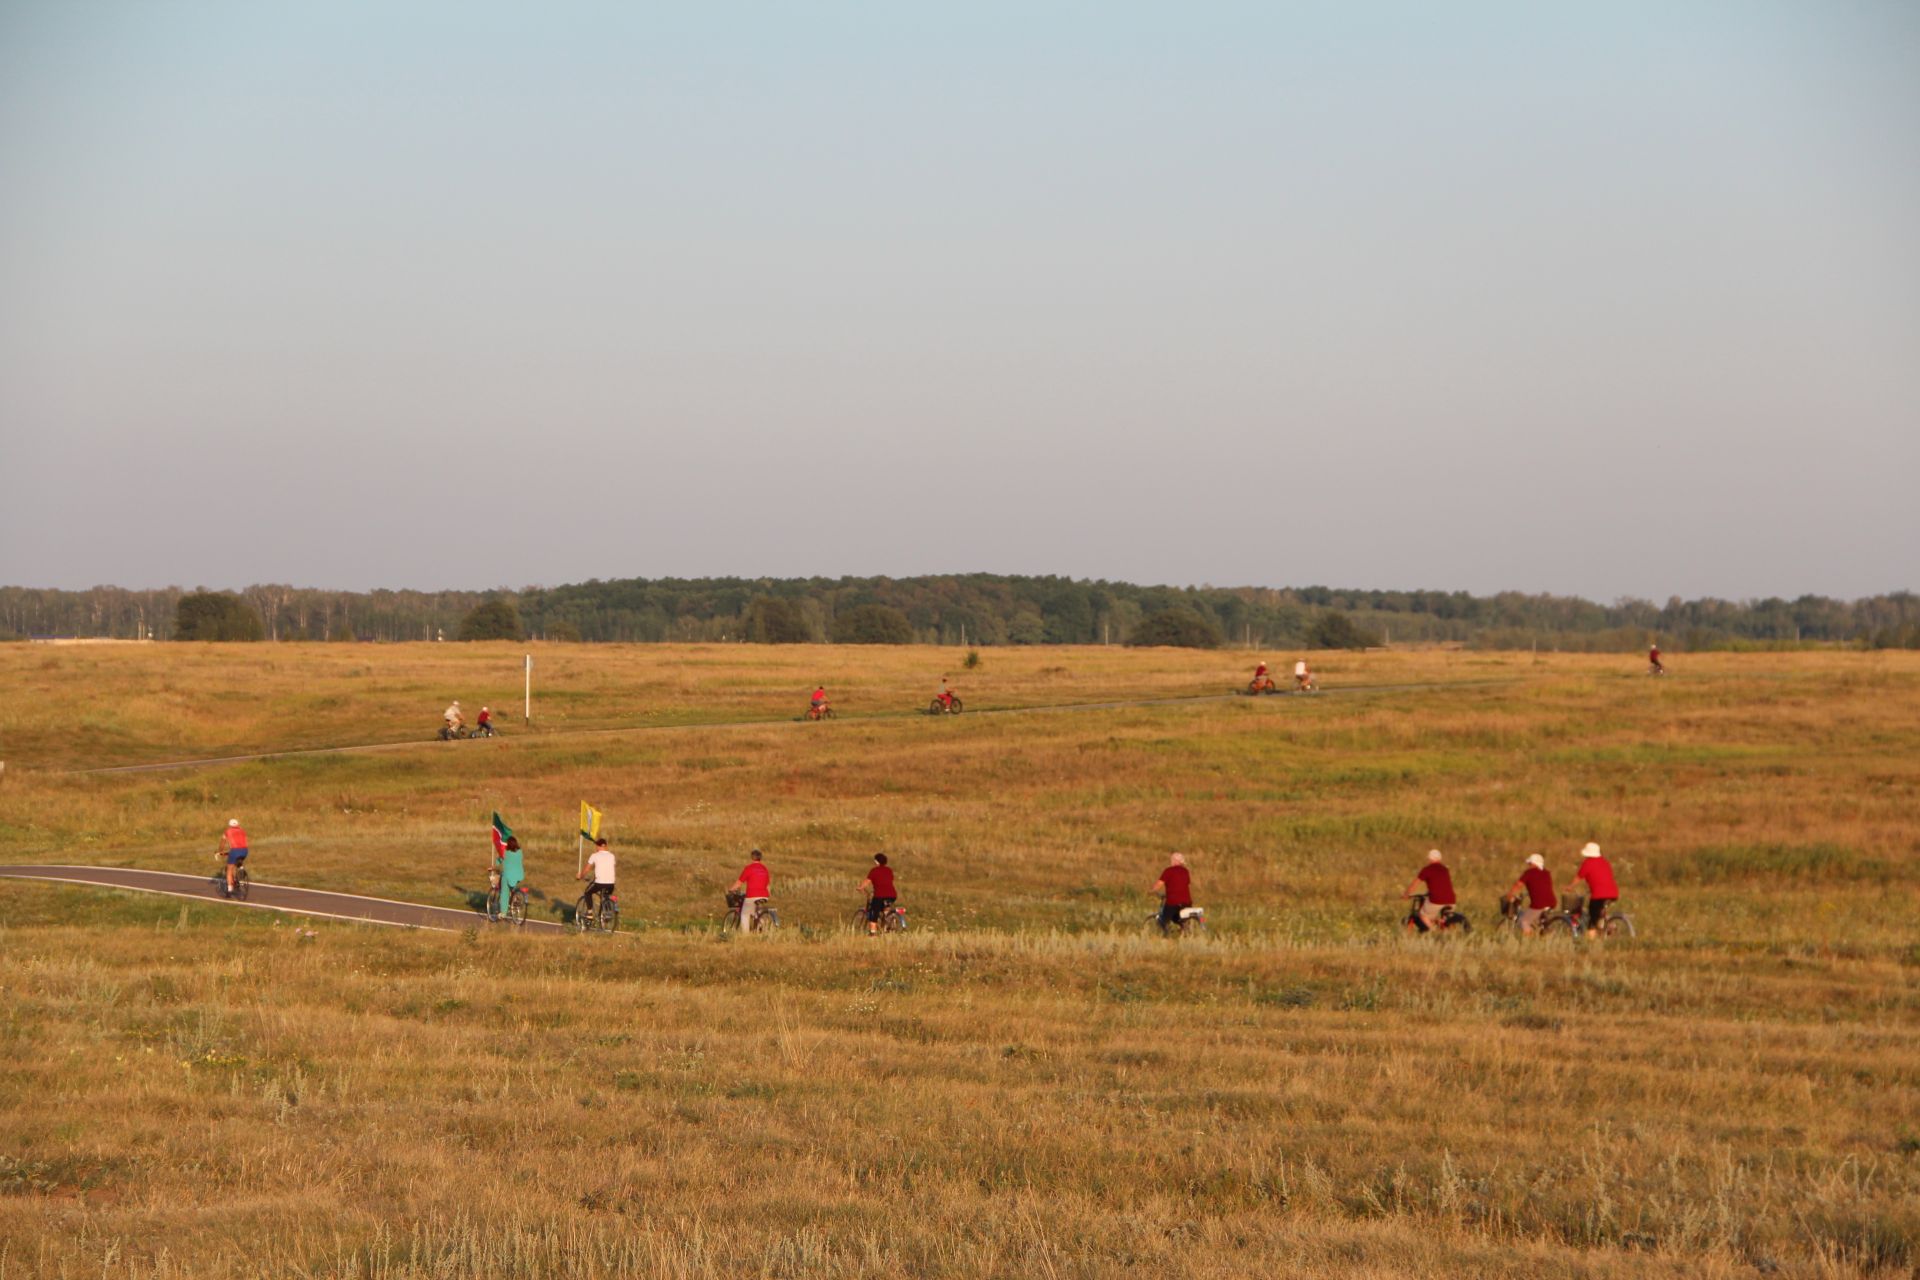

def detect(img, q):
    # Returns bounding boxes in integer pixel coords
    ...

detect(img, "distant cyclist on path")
[577,837,616,918]
[861,853,896,935]
[217,818,249,898]
[734,849,772,930]
[1152,852,1193,934]
[1571,842,1619,938]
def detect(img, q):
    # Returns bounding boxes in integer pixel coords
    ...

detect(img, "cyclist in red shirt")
[1648,644,1664,675]
[1504,853,1556,935]
[1403,849,1456,933]
[1572,842,1619,936]
[860,853,896,935]
[216,818,249,898]
[809,686,829,719]
[1152,853,1193,933]
[733,849,772,931]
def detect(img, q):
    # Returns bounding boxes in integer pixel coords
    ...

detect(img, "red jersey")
[223,825,249,851]
[811,688,826,703]
[477,709,491,725]
[739,862,771,896]
[867,866,896,898]
[1159,864,1192,907]
[1575,857,1618,899]
[1416,862,1455,905]
[1519,866,1556,909]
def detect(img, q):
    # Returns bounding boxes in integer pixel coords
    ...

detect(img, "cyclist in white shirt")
[578,837,616,914]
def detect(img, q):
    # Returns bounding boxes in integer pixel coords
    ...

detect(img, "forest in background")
[3,576,1917,650]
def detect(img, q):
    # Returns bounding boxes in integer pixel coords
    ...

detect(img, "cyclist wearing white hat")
[1504,854,1556,934]
[1571,842,1619,936]
[1403,849,1456,933]
[216,818,249,898]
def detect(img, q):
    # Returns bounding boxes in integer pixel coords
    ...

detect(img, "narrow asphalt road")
[66,678,1513,777]
[0,864,570,934]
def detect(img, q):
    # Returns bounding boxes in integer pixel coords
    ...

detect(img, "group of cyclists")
[806,677,961,719]
[1403,842,1624,937]
[214,809,1626,940]
[1249,659,1315,693]
[439,700,497,738]
[552,838,900,935]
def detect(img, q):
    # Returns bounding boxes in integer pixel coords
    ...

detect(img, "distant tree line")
[2,577,1916,651]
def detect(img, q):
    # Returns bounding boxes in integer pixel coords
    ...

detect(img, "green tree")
[832,603,913,644]
[545,620,582,643]
[1308,610,1379,650]
[747,596,814,643]
[172,591,265,641]
[458,599,523,641]
[1127,606,1222,649]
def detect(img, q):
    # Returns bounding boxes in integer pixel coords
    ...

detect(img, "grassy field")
[1,643,1916,1278]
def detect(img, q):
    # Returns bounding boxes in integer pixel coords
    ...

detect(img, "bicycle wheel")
[1603,913,1635,938]
[507,889,528,926]
[887,909,907,933]
[756,907,780,932]
[948,697,962,714]
[233,869,250,902]
[574,897,594,932]
[1540,914,1574,938]
[601,903,620,933]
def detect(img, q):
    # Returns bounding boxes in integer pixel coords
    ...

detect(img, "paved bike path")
[0,865,569,934]
[68,679,1512,777]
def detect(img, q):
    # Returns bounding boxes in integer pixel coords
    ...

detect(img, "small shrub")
[173,592,265,641]
[1128,607,1222,649]
[833,604,912,645]
[963,648,982,669]
[1308,610,1378,650]
[458,599,523,641]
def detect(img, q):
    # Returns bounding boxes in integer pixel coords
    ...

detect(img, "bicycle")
[926,695,963,715]
[1404,893,1470,935]
[489,880,529,926]
[1497,895,1573,937]
[213,851,250,901]
[806,704,836,721]
[1564,896,1636,938]
[574,890,619,933]
[854,901,908,934]
[722,889,779,932]
[1151,903,1207,937]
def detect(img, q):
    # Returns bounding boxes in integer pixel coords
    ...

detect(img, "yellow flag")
[579,802,602,841]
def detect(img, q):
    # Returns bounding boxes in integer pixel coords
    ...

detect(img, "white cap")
[1427,849,1443,863]
[1581,842,1601,858]
[1525,853,1544,869]
[228,818,241,827]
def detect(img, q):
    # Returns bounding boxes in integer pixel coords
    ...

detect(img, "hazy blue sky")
[2,2,1915,601]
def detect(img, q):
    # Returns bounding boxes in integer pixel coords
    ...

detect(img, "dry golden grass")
[1,644,1916,1277]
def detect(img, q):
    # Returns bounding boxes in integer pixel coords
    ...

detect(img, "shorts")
[226,848,249,866]
[583,882,615,906]
[1418,899,1450,927]
[1516,906,1544,931]
[1158,903,1192,930]
[1586,897,1615,931]
[865,896,896,923]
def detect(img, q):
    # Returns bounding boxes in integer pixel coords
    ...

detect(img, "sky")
[1,2,1915,603]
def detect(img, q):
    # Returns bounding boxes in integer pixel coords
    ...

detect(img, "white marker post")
[524,653,532,726]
